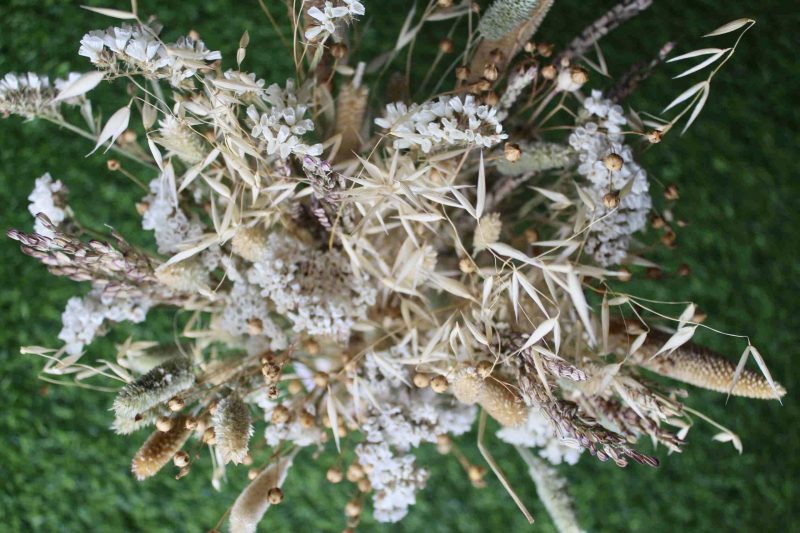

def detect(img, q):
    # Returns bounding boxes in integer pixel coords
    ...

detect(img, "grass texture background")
[0,1,797,531]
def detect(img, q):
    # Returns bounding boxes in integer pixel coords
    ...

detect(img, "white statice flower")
[0,72,80,118]
[28,173,68,238]
[305,1,365,41]
[247,233,376,340]
[247,80,323,160]
[355,441,428,523]
[79,24,219,86]
[58,288,151,355]
[219,280,288,351]
[497,409,583,465]
[141,177,204,255]
[568,90,652,265]
[375,95,507,153]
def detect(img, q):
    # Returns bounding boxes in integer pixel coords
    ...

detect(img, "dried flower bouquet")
[1,1,785,531]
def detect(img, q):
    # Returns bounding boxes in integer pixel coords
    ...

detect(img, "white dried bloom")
[568,90,652,265]
[59,288,151,356]
[219,280,288,351]
[497,409,583,465]
[375,95,507,153]
[355,441,428,523]
[247,80,323,160]
[473,213,503,253]
[28,173,68,238]
[305,1,365,42]
[213,396,254,464]
[141,177,204,254]
[247,233,376,340]
[0,72,75,119]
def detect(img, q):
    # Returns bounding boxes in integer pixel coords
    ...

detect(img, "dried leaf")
[703,18,753,38]
[52,71,104,103]
[88,105,130,155]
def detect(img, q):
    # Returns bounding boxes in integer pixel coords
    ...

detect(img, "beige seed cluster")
[131,416,191,480]
[451,367,526,427]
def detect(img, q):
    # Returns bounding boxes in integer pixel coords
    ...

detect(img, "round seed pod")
[271,405,291,425]
[173,450,190,468]
[504,143,522,162]
[327,467,344,484]
[412,373,431,388]
[267,488,283,505]
[345,500,361,518]
[439,38,454,54]
[430,375,449,393]
[131,416,191,480]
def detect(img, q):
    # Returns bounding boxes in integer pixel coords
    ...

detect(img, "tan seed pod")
[412,372,431,388]
[229,456,294,533]
[299,410,315,428]
[439,38,454,54]
[313,372,329,388]
[212,396,254,465]
[267,487,283,505]
[436,434,452,454]
[346,462,364,482]
[603,191,620,209]
[541,64,557,79]
[202,427,217,445]
[272,405,291,425]
[327,467,344,484]
[357,477,371,493]
[168,397,185,412]
[184,416,198,431]
[603,153,624,172]
[430,375,449,394]
[173,450,190,468]
[288,379,303,395]
[344,499,361,518]
[155,416,174,433]
[504,142,522,162]
[131,416,191,480]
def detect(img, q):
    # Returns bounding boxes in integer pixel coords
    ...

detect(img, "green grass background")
[1,0,797,531]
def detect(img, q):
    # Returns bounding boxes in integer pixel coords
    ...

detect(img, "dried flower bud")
[262,362,281,382]
[537,42,554,57]
[113,357,195,419]
[483,91,499,106]
[455,66,470,81]
[524,41,535,53]
[504,142,522,162]
[184,416,198,431]
[267,487,284,505]
[541,64,557,80]
[287,379,303,395]
[330,42,348,59]
[106,159,121,171]
[304,339,320,355]
[131,416,191,480]
[459,258,475,273]
[661,229,677,247]
[570,67,589,85]
[467,464,486,482]
[246,318,263,336]
[437,0,453,7]
[603,153,624,172]
[168,397,185,412]
[430,375,449,393]
[524,228,539,244]
[271,405,291,425]
[202,427,217,445]
[438,38,454,54]
[646,129,663,144]
[327,467,344,484]
[413,372,431,388]
[483,63,498,81]
[173,450,190,468]
[346,462,365,482]
[248,468,260,480]
[345,499,361,518]
[650,215,665,229]
[299,410,315,428]
[156,416,174,432]
[664,184,680,200]
[603,191,620,209]
[213,396,253,465]
[313,372,329,388]
[357,477,371,493]
[617,267,632,282]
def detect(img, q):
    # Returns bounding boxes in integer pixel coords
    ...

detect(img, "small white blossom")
[497,409,583,465]
[28,173,68,238]
[305,1,365,41]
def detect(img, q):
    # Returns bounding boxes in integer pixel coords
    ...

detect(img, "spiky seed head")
[413,372,431,388]
[155,260,209,293]
[327,467,343,483]
[131,416,191,480]
[267,488,283,505]
[430,375,449,393]
[478,0,543,40]
[452,367,526,427]
[231,225,268,262]
[603,153,624,172]
[213,396,254,465]
[113,357,195,420]
[230,457,294,533]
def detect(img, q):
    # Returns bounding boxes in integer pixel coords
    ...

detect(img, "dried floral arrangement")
[2,1,786,531]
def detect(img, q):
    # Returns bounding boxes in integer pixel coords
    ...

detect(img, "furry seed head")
[212,395,254,464]
[131,416,191,480]
[113,357,195,419]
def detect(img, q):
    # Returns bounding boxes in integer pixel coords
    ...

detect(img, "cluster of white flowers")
[59,288,150,355]
[247,233,376,339]
[141,177,204,254]
[355,441,428,523]
[497,409,583,465]
[569,90,652,265]
[304,0,365,41]
[0,72,69,118]
[262,402,323,447]
[375,95,507,153]
[219,280,288,351]
[247,80,323,160]
[79,24,220,85]
[28,173,68,238]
